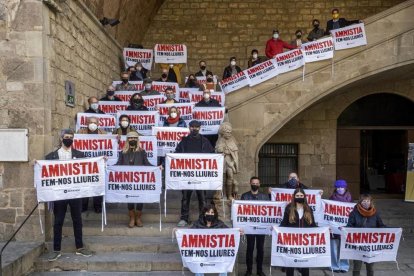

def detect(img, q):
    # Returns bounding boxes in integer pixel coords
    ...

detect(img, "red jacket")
[265,38,296,58]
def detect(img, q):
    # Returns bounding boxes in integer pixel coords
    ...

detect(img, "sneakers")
[177,220,188,227]
[47,251,61,262]
[75,248,93,257]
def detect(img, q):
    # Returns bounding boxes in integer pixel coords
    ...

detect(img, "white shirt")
[297,207,304,219]
[58,147,72,161]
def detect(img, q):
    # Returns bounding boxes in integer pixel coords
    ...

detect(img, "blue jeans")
[195,274,227,276]
[331,238,349,271]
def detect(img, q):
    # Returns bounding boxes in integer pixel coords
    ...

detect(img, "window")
[258,143,298,187]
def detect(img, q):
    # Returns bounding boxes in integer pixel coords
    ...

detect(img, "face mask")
[128,140,137,147]
[169,64,174,68]
[287,178,298,188]
[296,33,302,38]
[336,188,346,195]
[206,77,213,83]
[136,66,142,71]
[205,214,215,222]
[203,93,210,100]
[251,185,259,192]
[166,93,174,100]
[170,112,177,119]
[294,197,305,204]
[333,13,339,20]
[121,121,129,128]
[190,129,199,136]
[252,53,258,59]
[200,65,206,71]
[62,138,73,147]
[122,78,129,84]
[313,23,319,28]
[161,73,167,79]
[107,90,115,96]
[230,61,236,66]
[273,33,279,39]
[90,103,99,111]
[145,84,152,90]
[361,201,370,209]
[88,123,98,132]
[133,99,143,107]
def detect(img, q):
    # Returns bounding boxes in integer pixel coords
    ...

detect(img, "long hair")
[122,135,143,153]
[289,188,313,225]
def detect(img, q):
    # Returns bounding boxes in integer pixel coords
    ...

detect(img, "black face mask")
[205,214,215,222]
[190,129,199,136]
[161,73,167,79]
[62,138,73,147]
[314,24,319,29]
[133,99,143,107]
[294,197,305,204]
[129,140,137,147]
[200,66,206,71]
[251,185,259,192]
[107,90,115,96]
[206,77,213,83]
[296,34,302,38]
[122,78,129,84]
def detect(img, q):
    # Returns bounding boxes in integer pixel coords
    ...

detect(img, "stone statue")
[215,122,239,200]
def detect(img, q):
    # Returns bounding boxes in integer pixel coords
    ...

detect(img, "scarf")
[357,204,376,217]
[167,116,179,125]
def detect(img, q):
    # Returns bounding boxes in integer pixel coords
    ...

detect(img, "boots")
[128,210,135,228]
[135,210,143,227]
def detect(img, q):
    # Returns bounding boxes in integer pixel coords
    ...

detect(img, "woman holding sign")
[116,131,151,228]
[280,188,316,276]
[163,106,187,127]
[346,194,386,276]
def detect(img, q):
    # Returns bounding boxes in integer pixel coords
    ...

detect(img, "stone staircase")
[28,190,232,275]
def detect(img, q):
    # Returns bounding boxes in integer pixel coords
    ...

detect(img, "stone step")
[1,241,44,276]
[29,272,194,276]
[44,236,178,253]
[34,252,184,272]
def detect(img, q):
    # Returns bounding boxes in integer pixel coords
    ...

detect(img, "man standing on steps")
[45,128,92,261]
[241,177,269,276]
[175,120,214,227]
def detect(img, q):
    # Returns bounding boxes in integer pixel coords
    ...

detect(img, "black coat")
[191,216,228,229]
[346,206,386,228]
[195,98,221,107]
[280,181,309,189]
[175,135,214,153]
[100,95,122,101]
[45,148,84,160]
[195,70,213,77]
[84,108,105,114]
[280,203,317,228]
[241,191,269,201]
[116,150,151,166]
[222,65,242,80]
[325,18,360,35]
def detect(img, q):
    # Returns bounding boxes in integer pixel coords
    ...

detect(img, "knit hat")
[126,131,139,138]
[189,120,201,127]
[335,179,347,188]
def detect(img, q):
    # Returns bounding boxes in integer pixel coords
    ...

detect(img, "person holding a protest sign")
[100,85,122,101]
[222,57,242,80]
[126,93,149,111]
[265,30,296,59]
[280,188,317,276]
[325,8,362,35]
[241,176,269,276]
[157,68,175,83]
[307,19,325,41]
[195,89,221,108]
[329,179,352,273]
[195,60,213,77]
[346,194,386,276]
[140,78,161,96]
[248,49,263,68]
[184,74,200,88]
[163,106,187,127]
[161,87,178,104]
[175,120,214,227]
[45,128,92,261]
[200,73,221,92]
[135,62,148,81]
[113,114,136,136]
[115,72,136,91]
[127,66,140,81]
[291,30,304,47]
[160,63,184,85]
[283,172,308,189]
[116,131,152,227]
[85,96,105,114]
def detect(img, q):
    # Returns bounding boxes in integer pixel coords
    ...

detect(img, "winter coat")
[346,205,386,228]
[191,216,228,229]
[45,148,84,160]
[280,203,317,228]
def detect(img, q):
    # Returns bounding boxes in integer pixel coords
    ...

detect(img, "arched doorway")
[337,93,414,198]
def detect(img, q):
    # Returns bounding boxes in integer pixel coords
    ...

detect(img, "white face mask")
[88,123,98,132]
[273,33,279,39]
[136,67,142,71]
[90,103,99,110]
[204,93,210,100]
[170,112,177,118]
[169,64,174,68]
[145,84,152,90]
[252,53,258,59]
[230,61,236,66]
[121,121,129,128]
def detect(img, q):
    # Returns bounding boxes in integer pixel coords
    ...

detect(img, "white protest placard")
[340,228,402,263]
[73,134,118,165]
[157,102,194,126]
[34,157,106,202]
[192,106,226,135]
[301,37,334,63]
[142,94,167,111]
[114,91,136,103]
[152,127,190,157]
[271,226,331,268]
[331,23,367,50]
[195,75,218,85]
[318,199,356,235]
[176,228,240,274]
[231,200,287,235]
[112,81,144,91]
[75,113,117,133]
[245,59,279,87]
[219,71,249,94]
[106,166,161,203]
[178,88,198,103]
[154,44,187,64]
[165,153,224,190]
[188,90,225,106]
[151,81,180,101]
[123,48,153,70]
[118,135,157,166]
[116,111,159,136]
[270,188,322,213]
[275,48,305,74]
[99,101,129,116]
